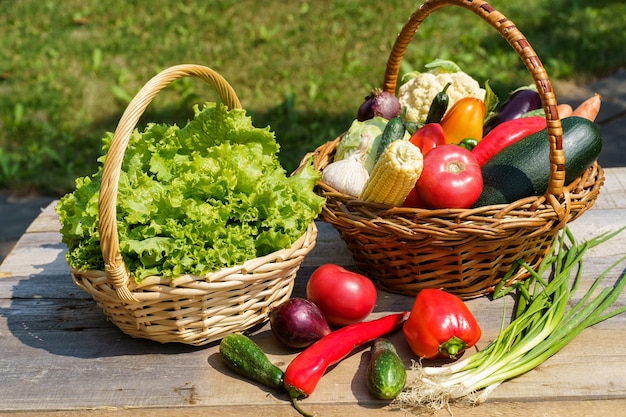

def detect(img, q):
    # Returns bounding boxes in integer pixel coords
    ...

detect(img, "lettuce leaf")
[56,103,324,281]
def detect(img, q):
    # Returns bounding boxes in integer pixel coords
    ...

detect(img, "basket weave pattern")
[305,0,604,299]
[70,64,317,345]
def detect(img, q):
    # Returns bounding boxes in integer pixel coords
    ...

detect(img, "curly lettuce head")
[56,103,324,281]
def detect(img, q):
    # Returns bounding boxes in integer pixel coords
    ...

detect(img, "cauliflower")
[398,63,486,124]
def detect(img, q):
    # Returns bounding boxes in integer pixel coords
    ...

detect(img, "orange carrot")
[556,103,573,118]
[571,93,601,122]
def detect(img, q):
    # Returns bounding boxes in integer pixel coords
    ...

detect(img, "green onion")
[394,226,626,410]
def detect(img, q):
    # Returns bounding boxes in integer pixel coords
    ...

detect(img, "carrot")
[556,103,573,118]
[571,93,601,122]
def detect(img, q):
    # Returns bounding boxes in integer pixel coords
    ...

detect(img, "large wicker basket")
[69,64,318,345]
[303,0,604,299]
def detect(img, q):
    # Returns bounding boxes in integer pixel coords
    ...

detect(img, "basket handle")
[383,0,567,216]
[97,64,242,303]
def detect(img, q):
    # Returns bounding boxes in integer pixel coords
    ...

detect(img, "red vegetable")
[415,144,482,209]
[472,116,546,165]
[269,298,331,349]
[403,289,481,359]
[408,123,446,156]
[306,264,377,327]
[402,186,424,208]
[284,312,408,402]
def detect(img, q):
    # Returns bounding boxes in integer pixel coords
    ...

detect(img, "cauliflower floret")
[398,71,486,123]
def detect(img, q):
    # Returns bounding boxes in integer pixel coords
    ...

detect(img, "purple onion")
[357,88,402,121]
[269,298,331,349]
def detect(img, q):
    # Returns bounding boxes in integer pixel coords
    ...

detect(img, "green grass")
[1,0,625,195]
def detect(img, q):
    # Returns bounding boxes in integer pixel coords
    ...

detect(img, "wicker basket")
[303,0,604,299]
[69,64,318,345]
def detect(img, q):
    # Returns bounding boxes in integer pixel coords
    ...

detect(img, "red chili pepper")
[402,289,481,359]
[284,312,407,401]
[408,123,446,156]
[472,116,546,165]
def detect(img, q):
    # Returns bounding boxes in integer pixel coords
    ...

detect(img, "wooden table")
[1,167,626,417]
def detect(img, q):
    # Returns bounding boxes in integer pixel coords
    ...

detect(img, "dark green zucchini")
[219,333,284,390]
[375,116,406,161]
[366,338,406,400]
[474,116,602,207]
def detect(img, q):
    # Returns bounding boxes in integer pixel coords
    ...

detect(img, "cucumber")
[375,116,406,161]
[474,116,602,207]
[219,333,284,390]
[366,338,406,400]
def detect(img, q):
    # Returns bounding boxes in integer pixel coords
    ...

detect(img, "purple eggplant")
[483,88,542,135]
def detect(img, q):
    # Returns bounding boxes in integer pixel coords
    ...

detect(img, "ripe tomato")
[306,264,377,327]
[416,144,483,209]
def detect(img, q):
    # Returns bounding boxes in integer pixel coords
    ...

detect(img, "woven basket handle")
[97,64,242,303]
[383,0,567,215]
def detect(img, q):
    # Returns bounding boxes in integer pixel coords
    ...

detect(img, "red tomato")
[306,264,377,327]
[416,144,483,209]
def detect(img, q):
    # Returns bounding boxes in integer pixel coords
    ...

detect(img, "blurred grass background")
[1,0,625,196]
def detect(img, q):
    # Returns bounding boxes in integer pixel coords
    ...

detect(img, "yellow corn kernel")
[361,140,423,206]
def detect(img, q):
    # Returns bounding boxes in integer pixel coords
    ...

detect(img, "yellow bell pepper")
[440,97,485,144]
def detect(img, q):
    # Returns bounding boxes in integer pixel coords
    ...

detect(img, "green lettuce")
[56,103,324,281]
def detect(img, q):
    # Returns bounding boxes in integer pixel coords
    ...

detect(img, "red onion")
[269,298,331,349]
[357,88,402,121]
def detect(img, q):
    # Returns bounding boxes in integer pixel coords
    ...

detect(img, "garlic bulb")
[322,136,370,197]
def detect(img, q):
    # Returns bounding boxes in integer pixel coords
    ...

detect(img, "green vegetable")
[395,226,626,410]
[219,334,284,390]
[375,116,406,161]
[366,338,406,400]
[424,82,451,124]
[56,103,324,281]
[474,116,602,206]
[458,138,478,151]
[335,117,388,173]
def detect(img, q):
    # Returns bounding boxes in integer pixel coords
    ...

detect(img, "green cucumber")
[366,338,406,400]
[474,116,602,207]
[375,116,406,161]
[424,82,451,124]
[219,333,284,390]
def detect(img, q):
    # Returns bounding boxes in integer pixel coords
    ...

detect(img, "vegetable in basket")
[361,139,424,207]
[439,97,485,145]
[357,88,402,121]
[483,86,542,135]
[334,117,388,173]
[408,123,446,156]
[402,289,481,359]
[56,103,324,281]
[415,144,482,209]
[474,116,602,207]
[398,59,485,124]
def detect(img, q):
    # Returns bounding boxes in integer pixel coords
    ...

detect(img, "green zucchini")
[375,116,406,161]
[474,116,602,207]
[219,333,284,390]
[366,338,406,400]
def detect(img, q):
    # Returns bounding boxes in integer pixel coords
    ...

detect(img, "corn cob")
[361,140,423,206]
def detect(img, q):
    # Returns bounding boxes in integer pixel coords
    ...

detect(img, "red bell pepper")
[472,115,546,165]
[408,123,446,156]
[402,289,481,359]
[440,97,485,145]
